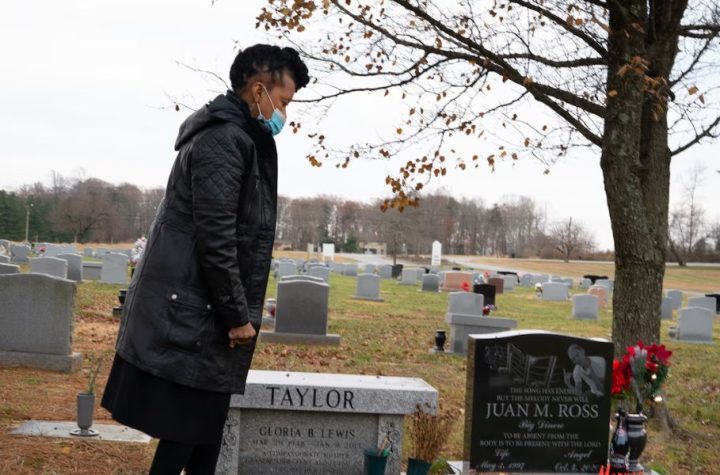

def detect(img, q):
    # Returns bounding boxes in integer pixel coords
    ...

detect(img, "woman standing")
[102,44,309,474]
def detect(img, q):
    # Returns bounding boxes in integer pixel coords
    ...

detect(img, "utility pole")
[25,203,33,243]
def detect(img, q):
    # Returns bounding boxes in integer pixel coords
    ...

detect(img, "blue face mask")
[256,85,286,136]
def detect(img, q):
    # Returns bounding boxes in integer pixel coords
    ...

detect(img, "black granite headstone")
[582,274,608,285]
[497,271,519,283]
[705,293,720,314]
[391,264,404,278]
[465,330,613,473]
[474,283,496,307]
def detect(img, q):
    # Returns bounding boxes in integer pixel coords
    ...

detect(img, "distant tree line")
[277,193,604,261]
[2,172,716,262]
[0,172,164,243]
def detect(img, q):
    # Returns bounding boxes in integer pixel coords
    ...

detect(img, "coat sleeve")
[190,126,250,329]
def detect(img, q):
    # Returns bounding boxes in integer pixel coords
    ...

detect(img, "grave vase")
[608,410,629,473]
[71,393,98,437]
[363,448,389,475]
[406,457,431,475]
[626,413,647,473]
[434,330,446,352]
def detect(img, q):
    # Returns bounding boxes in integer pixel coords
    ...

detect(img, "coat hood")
[174,91,258,151]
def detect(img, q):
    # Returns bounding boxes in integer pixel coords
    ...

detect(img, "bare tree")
[669,163,707,264]
[257,0,720,352]
[549,217,594,262]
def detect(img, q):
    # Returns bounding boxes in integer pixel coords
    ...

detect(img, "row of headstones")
[665,289,718,344]
[2,242,133,263]
[0,253,129,284]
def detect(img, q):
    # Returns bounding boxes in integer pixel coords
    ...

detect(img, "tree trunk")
[603,1,686,355]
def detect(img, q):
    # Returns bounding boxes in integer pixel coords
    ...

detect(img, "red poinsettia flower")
[645,360,658,373]
[461,281,470,292]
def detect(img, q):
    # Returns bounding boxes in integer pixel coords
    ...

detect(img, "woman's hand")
[228,322,257,348]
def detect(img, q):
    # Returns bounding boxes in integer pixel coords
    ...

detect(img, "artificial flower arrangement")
[482,304,496,316]
[130,237,147,267]
[611,341,672,413]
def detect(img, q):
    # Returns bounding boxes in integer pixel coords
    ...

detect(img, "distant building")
[360,241,386,255]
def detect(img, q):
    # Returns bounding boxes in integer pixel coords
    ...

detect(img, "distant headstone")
[95,247,110,256]
[447,292,484,316]
[43,244,62,258]
[665,289,683,310]
[595,279,613,293]
[216,370,437,475]
[706,293,720,314]
[280,275,324,284]
[276,261,297,279]
[416,268,427,280]
[0,263,20,275]
[519,274,533,287]
[687,296,716,314]
[542,282,569,301]
[671,307,714,344]
[464,331,613,473]
[579,278,592,289]
[399,268,418,285]
[560,278,574,289]
[502,275,516,292]
[353,274,383,302]
[83,247,95,257]
[441,271,474,292]
[378,264,393,279]
[660,297,673,320]
[487,277,505,295]
[0,255,9,264]
[322,243,335,261]
[391,264,403,278]
[342,264,358,277]
[0,274,82,372]
[572,294,599,320]
[431,240,442,266]
[261,279,339,345]
[474,284,496,307]
[583,274,609,285]
[588,285,609,307]
[420,274,440,292]
[82,262,102,281]
[10,244,30,264]
[101,253,129,284]
[362,264,376,274]
[533,274,550,285]
[307,266,330,283]
[57,253,83,282]
[30,257,68,279]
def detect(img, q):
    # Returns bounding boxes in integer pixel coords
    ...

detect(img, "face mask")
[256,84,286,136]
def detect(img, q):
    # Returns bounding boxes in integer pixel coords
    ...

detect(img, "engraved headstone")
[261,279,339,345]
[672,307,714,344]
[665,289,683,310]
[57,253,83,282]
[399,268,418,285]
[502,275,516,292]
[0,274,82,372]
[29,257,68,279]
[378,264,393,279]
[307,266,330,283]
[420,274,440,292]
[82,262,102,281]
[487,277,505,295]
[441,271,474,292]
[464,331,613,473]
[216,370,437,475]
[353,274,383,302]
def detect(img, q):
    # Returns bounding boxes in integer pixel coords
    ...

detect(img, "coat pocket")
[162,287,211,354]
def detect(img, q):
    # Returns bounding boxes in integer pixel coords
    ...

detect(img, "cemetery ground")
[0,273,719,474]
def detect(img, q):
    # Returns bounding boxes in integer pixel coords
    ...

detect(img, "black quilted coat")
[115,91,277,393]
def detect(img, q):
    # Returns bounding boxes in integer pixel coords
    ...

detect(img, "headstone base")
[261,316,275,327]
[11,420,151,443]
[0,350,82,373]
[351,296,385,302]
[259,331,341,346]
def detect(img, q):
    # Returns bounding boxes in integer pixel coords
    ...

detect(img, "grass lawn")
[0,273,718,474]
[452,256,720,294]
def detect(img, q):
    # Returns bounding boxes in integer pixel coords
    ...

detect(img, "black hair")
[229,44,310,92]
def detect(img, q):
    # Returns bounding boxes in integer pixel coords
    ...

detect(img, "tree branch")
[671,115,720,156]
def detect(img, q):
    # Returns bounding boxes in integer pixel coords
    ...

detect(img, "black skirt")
[101,355,231,445]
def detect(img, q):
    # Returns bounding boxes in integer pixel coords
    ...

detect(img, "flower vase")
[608,410,629,474]
[434,330,446,352]
[626,413,648,473]
[407,457,431,475]
[70,393,98,437]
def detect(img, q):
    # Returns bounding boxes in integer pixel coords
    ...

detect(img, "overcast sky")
[1,0,718,250]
